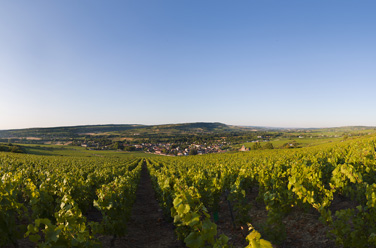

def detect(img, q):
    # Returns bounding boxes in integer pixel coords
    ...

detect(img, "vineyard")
[2,136,376,247]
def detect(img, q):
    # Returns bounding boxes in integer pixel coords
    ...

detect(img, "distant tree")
[0,144,25,153]
[0,145,8,152]
[10,145,25,153]
[112,141,124,150]
[251,142,262,150]
[282,141,299,149]
[124,146,136,151]
[221,145,230,150]
[264,142,274,150]
[189,148,198,155]
[281,143,288,149]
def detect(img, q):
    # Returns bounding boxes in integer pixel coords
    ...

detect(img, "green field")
[241,136,343,149]
[240,128,376,150]
[3,143,157,158]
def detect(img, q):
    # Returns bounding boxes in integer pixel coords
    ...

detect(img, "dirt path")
[107,163,185,248]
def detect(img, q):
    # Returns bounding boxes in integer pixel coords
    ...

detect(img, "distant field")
[240,137,342,149]
[14,143,157,158]
[270,136,343,148]
[240,128,376,149]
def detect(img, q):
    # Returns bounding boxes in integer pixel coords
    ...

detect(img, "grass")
[240,128,376,150]
[240,137,342,149]
[18,144,157,158]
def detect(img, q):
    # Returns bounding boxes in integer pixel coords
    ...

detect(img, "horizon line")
[1,122,375,132]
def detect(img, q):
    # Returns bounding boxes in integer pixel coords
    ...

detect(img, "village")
[77,135,275,156]
[142,142,228,156]
[80,140,230,156]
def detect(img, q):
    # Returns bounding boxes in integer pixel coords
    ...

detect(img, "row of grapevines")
[0,152,142,247]
[146,157,271,248]
[147,135,376,247]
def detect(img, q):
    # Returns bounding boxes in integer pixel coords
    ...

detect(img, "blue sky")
[1,1,375,129]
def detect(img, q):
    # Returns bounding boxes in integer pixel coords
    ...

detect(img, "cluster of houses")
[142,143,226,156]
[78,140,229,156]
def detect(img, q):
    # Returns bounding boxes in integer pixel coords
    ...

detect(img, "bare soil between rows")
[100,164,185,248]
[216,186,344,248]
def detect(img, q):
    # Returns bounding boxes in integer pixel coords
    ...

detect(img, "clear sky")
[1,1,375,130]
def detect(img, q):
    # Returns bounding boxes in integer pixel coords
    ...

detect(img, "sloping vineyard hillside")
[0,154,142,247]
[147,136,376,248]
[2,136,376,247]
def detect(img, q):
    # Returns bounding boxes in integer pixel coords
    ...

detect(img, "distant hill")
[0,124,144,138]
[0,122,247,139]
[1,123,374,140]
[121,122,236,135]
